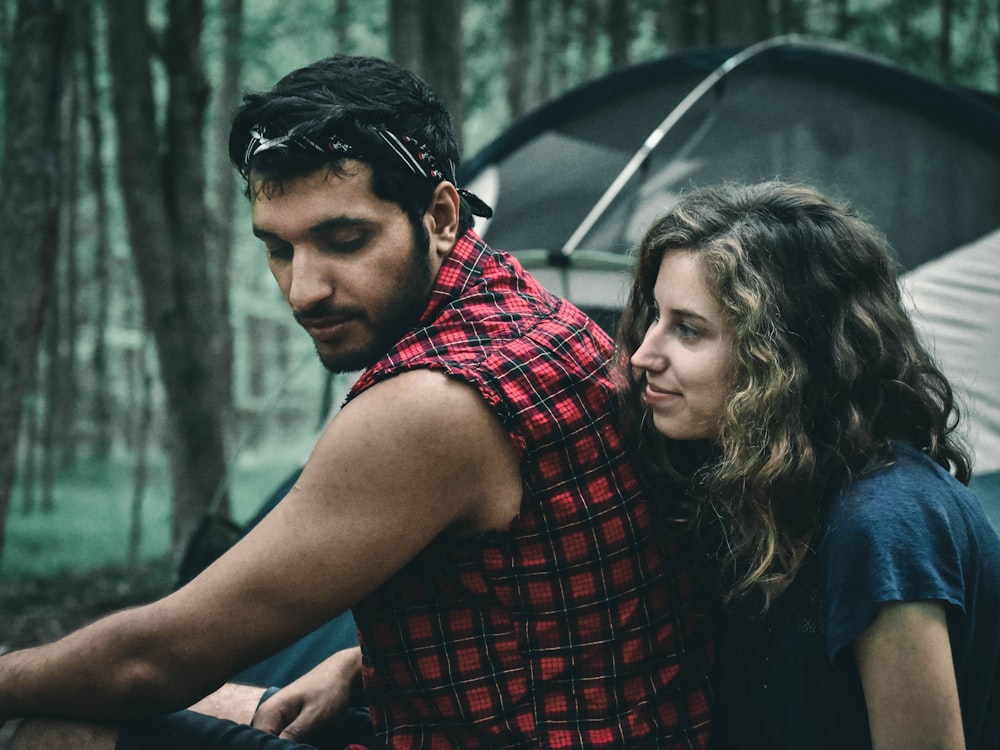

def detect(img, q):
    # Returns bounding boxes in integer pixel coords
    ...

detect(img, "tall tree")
[659,0,702,50]
[388,0,465,146]
[388,0,421,73]
[81,0,115,454]
[776,0,808,34]
[712,0,771,45]
[832,0,851,38]
[580,0,603,78]
[995,0,1000,88]
[420,0,465,138]
[0,0,67,561]
[333,0,350,51]
[105,0,231,556]
[547,0,574,94]
[53,4,83,471]
[940,0,955,81]
[608,0,632,68]
[207,0,242,451]
[506,0,532,118]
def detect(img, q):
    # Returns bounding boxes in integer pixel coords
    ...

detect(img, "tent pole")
[555,35,799,261]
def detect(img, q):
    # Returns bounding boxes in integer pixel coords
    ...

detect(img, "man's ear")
[425,181,460,261]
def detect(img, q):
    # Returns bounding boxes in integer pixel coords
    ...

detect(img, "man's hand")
[189,683,267,725]
[252,647,362,742]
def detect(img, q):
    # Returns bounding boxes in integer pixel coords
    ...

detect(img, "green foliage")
[3,431,320,579]
[5,455,172,579]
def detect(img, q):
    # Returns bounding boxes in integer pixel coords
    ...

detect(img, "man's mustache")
[293,303,365,327]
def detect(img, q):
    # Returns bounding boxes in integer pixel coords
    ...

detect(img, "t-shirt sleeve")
[823,451,969,660]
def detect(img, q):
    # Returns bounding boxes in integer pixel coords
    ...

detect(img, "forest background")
[0,0,998,627]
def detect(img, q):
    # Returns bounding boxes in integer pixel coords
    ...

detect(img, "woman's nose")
[631,328,667,372]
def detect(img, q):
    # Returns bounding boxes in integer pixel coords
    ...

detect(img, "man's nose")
[286,250,335,311]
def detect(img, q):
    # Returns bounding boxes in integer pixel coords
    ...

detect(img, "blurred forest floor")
[0,557,174,653]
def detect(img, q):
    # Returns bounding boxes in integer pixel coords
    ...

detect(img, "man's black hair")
[229,55,474,235]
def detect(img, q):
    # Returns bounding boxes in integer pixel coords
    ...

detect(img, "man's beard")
[314,222,433,374]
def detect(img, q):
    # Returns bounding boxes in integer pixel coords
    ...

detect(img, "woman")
[618,182,1000,749]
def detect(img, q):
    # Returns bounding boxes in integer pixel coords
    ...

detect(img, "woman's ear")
[425,181,460,261]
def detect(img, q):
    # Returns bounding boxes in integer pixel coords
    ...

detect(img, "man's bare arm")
[0,370,521,723]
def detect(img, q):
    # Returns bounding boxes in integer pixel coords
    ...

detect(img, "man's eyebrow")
[308,216,372,235]
[252,225,280,240]
[252,216,371,241]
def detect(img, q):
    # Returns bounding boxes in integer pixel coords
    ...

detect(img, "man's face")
[251,162,435,373]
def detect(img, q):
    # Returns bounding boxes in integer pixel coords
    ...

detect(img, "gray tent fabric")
[903,229,1000,528]
[460,36,1000,527]
[904,228,1000,474]
[462,36,1000,280]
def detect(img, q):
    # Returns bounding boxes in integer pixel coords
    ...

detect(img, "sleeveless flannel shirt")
[345,232,714,749]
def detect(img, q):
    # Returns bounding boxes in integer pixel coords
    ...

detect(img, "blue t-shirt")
[714,443,1000,750]
[825,442,1000,749]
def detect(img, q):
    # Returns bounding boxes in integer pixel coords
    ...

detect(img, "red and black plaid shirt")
[347,232,714,749]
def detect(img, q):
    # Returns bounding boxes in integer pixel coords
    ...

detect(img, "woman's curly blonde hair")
[617,181,971,608]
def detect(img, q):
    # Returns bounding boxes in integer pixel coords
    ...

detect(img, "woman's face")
[630,250,734,442]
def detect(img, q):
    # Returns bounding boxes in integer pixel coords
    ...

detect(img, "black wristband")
[255,686,282,711]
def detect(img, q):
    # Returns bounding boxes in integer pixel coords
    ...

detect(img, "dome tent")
[460,36,1000,525]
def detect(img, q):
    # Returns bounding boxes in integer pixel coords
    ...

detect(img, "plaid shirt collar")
[417,229,491,327]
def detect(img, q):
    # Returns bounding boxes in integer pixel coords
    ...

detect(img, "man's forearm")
[0,605,212,723]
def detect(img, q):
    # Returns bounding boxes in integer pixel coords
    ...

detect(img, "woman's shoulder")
[827,442,976,534]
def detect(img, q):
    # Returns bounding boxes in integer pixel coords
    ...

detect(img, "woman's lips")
[643,381,681,404]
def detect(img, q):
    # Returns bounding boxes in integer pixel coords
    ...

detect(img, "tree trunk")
[208,0,241,456]
[712,0,771,46]
[533,0,548,105]
[129,342,154,563]
[608,0,632,69]
[0,0,10,70]
[506,0,531,118]
[81,0,114,455]
[419,0,464,146]
[388,0,421,72]
[580,0,602,78]
[995,0,1000,90]
[333,0,350,50]
[41,273,59,513]
[659,0,702,50]
[777,0,807,34]
[389,0,465,147]
[56,26,81,471]
[548,0,574,94]
[0,0,67,563]
[19,396,41,515]
[105,0,230,558]
[939,0,954,82]
[833,0,850,38]
[894,1,914,54]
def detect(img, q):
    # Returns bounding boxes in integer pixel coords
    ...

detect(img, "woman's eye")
[677,322,701,340]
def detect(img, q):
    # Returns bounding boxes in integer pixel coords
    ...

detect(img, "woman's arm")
[853,600,965,750]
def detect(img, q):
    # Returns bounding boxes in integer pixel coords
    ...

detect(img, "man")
[1,56,713,749]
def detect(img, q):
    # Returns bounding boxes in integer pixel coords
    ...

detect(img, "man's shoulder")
[453,233,609,343]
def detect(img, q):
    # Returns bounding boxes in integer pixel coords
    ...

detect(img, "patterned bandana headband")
[242,125,493,218]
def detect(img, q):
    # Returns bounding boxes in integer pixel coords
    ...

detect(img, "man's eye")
[323,235,366,254]
[265,242,293,261]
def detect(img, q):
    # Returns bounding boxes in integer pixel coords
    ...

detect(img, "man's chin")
[315,345,379,374]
